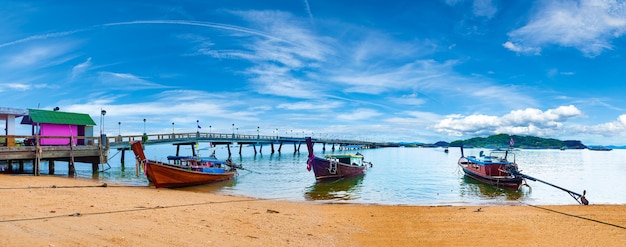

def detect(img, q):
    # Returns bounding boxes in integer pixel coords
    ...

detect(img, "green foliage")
[449,134,565,149]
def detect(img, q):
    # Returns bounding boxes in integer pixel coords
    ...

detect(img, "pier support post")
[297,142,301,153]
[278,142,283,153]
[239,143,243,155]
[120,149,125,167]
[19,160,25,173]
[92,162,99,173]
[332,143,335,151]
[69,136,76,176]
[253,144,257,155]
[323,143,326,151]
[49,160,55,174]
[227,144,232,157]
[271,143,275,154]
[68,162,76,176]
[293,143,297,153]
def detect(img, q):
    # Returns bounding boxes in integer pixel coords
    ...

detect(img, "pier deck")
[0,135,107,175]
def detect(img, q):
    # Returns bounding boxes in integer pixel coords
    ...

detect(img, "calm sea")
[34,143,626,206]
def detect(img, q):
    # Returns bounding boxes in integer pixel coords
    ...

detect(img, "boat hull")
[308,156,366,180]
[144,161,236,188]
[458,156,523,190]
[131,141,236,188]
[305,137,366,180]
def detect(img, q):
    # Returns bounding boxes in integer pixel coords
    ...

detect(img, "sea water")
[30,143,626,205]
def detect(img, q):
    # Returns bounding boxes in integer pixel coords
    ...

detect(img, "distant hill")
[447,134,585,149]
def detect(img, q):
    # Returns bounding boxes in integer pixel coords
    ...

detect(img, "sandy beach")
[0,174,624,247]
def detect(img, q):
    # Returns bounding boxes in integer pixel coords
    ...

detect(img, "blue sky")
[2,0,626,145]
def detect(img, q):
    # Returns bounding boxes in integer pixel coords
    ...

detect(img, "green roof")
[26,109,96,126]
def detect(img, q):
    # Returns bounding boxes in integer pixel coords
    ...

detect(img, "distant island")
[405,134,587,149]
[449,134,585,149]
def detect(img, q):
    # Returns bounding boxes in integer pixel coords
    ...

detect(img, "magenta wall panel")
[40,124,78,145]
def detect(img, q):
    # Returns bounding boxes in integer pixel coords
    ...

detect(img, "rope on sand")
[0,197,283,223]
[521,202,626,230]
[0,183,147,190]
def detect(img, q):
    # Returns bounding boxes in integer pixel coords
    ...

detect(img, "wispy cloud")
[0,29,87,48]
[389,93,427,106]
[303,0,314,22]
[473,0,497,18]
[277,100,343,110]
[97,72,173,90]
[336,108,382,121]
[2,43,77,70]
[0,83,30,92]
[0,82,51,92]
[71,57,92,80]
[504,0,626,57]
[103,20,293,45]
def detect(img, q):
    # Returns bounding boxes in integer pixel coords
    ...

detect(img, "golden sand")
[0,175,624,246]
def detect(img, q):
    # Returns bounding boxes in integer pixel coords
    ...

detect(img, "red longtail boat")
[457,147,523,190]
[130,141,237,188]
[458,146,590,204]
[305,137,371,180]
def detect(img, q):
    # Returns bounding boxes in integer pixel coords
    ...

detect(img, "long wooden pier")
[0,132,388,176]
[108,132,379,156]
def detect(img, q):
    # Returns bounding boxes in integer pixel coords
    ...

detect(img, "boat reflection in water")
[459,176,528,202]
[175,178,236,193]
[304,175,365,201]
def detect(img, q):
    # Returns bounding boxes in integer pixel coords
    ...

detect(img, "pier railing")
[106,132,377,147]
[0,135,105,147]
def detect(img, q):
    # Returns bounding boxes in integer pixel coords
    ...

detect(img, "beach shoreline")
[0,174,624,246]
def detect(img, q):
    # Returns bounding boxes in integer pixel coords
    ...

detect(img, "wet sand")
[0,174,624,246]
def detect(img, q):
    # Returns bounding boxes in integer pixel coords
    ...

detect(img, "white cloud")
[435,105,583,137]
[502,41,541,55]
[571,114,626,137]
[505,0,626,57]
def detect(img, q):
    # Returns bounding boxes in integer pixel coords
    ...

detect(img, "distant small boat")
[131,141,237,188]
[305,137,371,180]
[587,146,612,151]
[457,148,523,190]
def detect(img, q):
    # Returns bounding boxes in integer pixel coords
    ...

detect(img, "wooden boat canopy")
[324,153,365,166]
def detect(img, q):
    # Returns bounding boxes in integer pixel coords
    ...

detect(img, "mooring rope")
[0,197,285,223]
[107,149,122,161]
[0,183,146,190]
[520,202,626,230]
